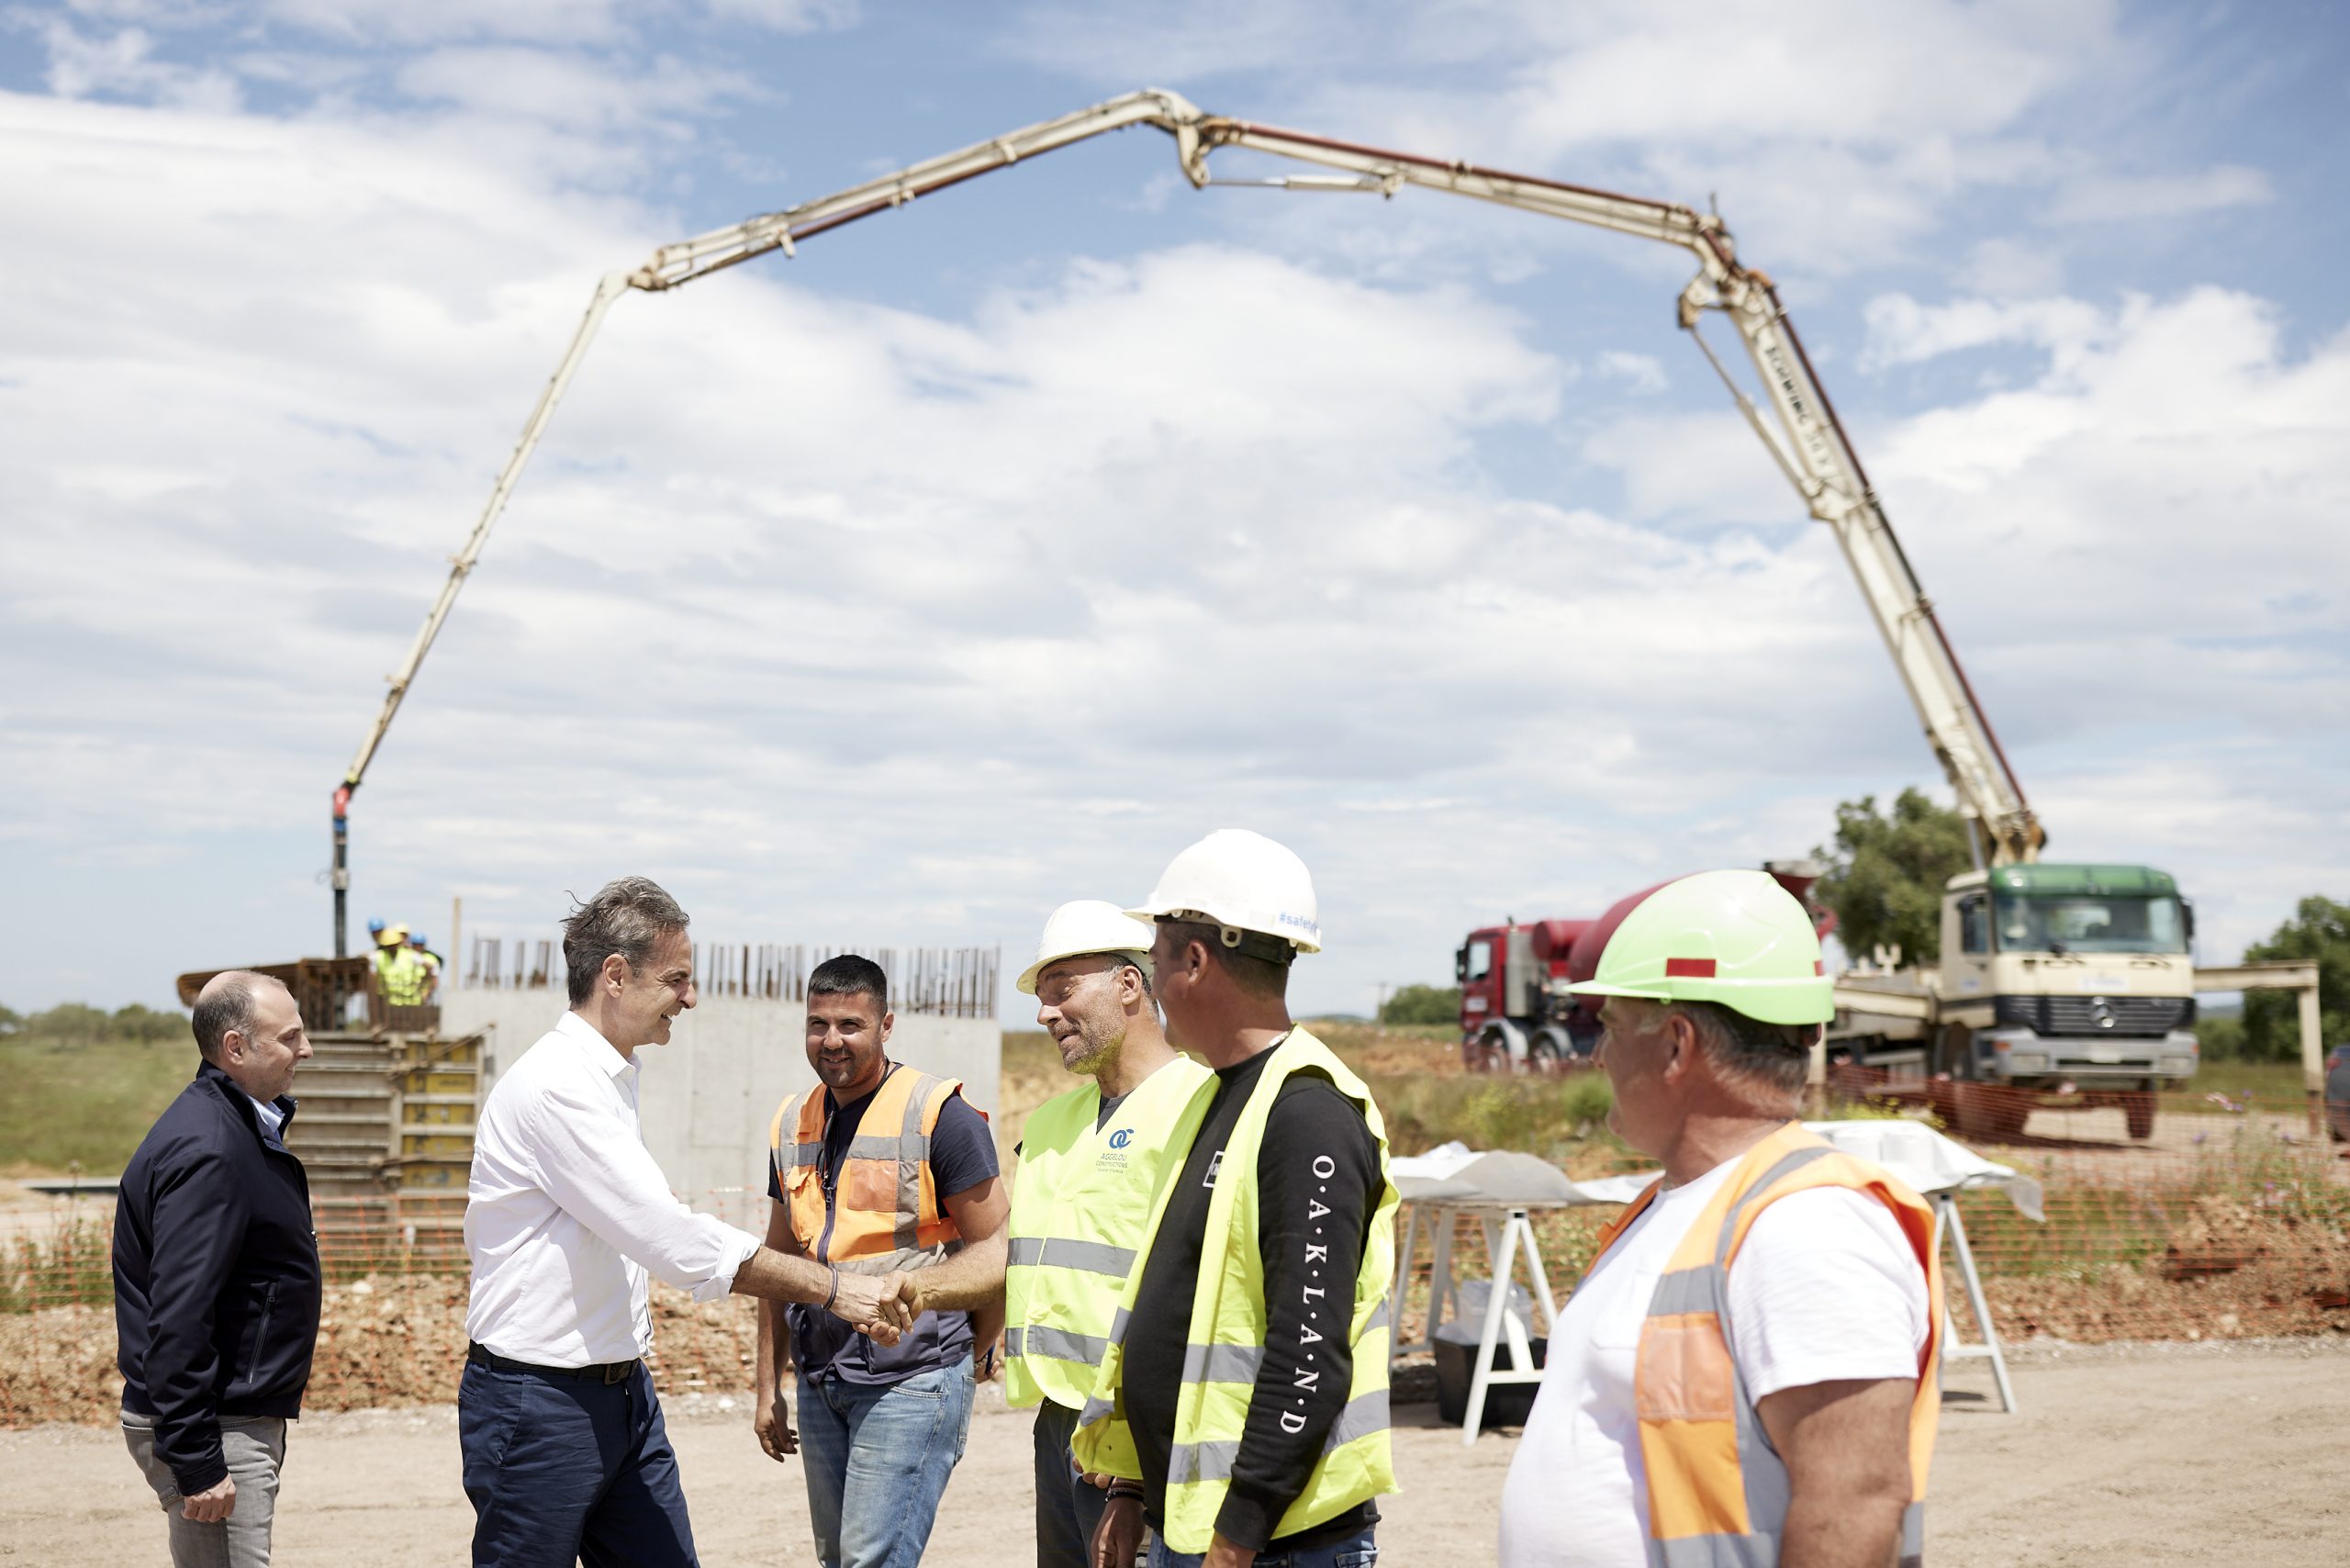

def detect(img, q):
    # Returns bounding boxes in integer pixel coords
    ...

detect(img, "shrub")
[1379,984,1460,1026]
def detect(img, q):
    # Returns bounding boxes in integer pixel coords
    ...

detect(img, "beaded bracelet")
[822,1264,840,1311]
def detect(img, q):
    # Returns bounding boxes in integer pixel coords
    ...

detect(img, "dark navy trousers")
[459,1356,698,1567]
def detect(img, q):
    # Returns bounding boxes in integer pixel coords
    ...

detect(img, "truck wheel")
[1470,1029,1509,1074]
[1953,1081,2030,1144]
[1527,1029,1568,1077]
[2122,1092,2156,1140]
[1933,1024,1975,1081]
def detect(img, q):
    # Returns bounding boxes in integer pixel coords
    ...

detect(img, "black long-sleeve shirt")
[1123,1042,1382,1551]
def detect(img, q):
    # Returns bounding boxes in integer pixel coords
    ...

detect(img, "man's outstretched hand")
[828,1269,920,1344]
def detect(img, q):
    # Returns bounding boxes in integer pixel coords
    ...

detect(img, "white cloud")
[1859,292,2109,372]
[2045,162,2273,224]
[391,46,759,133]
[33,17,243,110]
[1004,0,2124,275]
[1595,350,1666,395]
[1,8,2342,1021]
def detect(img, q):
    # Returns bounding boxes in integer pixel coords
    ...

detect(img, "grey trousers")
[123,1410,287,1567]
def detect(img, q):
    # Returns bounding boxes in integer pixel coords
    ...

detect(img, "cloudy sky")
[4,0,2345,1019]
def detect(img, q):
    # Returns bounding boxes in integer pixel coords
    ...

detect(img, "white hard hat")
[1126,829,1322,956]
[1016,900,1159,995]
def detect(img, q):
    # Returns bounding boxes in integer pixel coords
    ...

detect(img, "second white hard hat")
[1126,828,1322,955]
[1016,900,1159,995]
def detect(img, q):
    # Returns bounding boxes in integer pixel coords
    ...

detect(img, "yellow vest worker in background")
[754,954,1012,1568]
[407,931,444,1002]
[1497,870,1945,1568]
[371,924,431,1007]
[1006,901,1214,1568]
[1074,830,1399,1568]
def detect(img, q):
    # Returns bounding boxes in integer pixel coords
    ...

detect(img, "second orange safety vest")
[1590,1121,1945,1568]
[768,1065,965,1271]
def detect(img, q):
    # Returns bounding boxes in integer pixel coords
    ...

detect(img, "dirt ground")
[3,1341,2342,1566]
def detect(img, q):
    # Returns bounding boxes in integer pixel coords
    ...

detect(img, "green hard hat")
[1568,868,1832,1026]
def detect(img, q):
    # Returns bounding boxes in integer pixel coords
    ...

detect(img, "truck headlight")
[2009,1052,2048,1074]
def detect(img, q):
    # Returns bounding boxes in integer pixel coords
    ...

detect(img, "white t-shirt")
[1496,1152,1930,1568]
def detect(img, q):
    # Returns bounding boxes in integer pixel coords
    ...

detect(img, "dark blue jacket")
[114,1061,321,1494]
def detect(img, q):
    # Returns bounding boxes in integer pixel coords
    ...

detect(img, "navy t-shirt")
[768,1064,998,1383]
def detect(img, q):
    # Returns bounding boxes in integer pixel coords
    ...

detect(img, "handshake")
[824,1267,924,1347]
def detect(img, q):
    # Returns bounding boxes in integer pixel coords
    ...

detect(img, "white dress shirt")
[464,1010,763,1365]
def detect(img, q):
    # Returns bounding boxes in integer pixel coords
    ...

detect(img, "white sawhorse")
[1389,1197,1565,1446]
[1930,1182,2018,1413]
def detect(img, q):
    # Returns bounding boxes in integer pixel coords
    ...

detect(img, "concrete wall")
[441,991,999,1231]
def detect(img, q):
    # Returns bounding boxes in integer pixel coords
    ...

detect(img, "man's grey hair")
[1104,951,1154,999]
[563,876,690,1005]
[1672,1000,1818,1101]
[192,970,288,1063]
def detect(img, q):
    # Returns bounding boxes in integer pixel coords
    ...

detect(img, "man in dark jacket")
[115,970,320,1566]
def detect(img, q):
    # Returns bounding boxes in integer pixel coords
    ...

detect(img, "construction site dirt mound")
[1,1277,762,1428]
[1982,1190,2350,1343]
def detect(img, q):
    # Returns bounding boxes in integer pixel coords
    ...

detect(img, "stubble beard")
[1064,1019,1126,1079]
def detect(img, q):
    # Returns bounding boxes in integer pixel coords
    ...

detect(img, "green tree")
[27,1002,113,1046]
[0,1003,19,1035]
[2241,896,2350,1062]
[1380,983,1461,1026]
[1814,789,1975,966]
[110,1003,188,1043]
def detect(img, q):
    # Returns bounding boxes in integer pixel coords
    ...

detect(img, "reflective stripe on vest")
[1593,1123,1944,1568]
[1002,1057,1215,1410]
[1069,1028,1401,1554]
[767,1065,965,1273]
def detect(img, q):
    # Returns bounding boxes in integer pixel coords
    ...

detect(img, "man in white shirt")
[461,876,915,1568]
[1498,870,1941,1568]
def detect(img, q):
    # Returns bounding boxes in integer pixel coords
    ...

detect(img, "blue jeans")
[1149,1527,1377,1568]
[459,1357,696,1567]
[796,1355,975,1568]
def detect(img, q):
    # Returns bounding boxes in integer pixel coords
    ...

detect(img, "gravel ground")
[3,1339,2344,1565]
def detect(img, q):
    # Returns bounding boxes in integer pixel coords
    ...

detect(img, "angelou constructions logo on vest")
[1107,1127,1134,1148]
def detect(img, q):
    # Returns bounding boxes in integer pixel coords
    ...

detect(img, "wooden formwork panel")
[397,1070,480,1096]
[400,1132,476,1159]
[394,1159,473,1193]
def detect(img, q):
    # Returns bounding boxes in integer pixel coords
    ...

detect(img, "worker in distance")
[1497,869,1945,1568]
[1002,901,1214,1567]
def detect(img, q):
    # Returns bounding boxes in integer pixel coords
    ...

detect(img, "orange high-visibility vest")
[768,1065,966,1271]
[1590,1122,1944,1568]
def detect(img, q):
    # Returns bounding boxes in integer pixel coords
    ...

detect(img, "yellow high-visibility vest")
[1071,1028,1399,1554]
[373,946,430,1006]
[1004,1055,1215,1411]
[1591,1121,1945,1567]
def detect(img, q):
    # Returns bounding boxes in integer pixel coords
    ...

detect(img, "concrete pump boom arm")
[332,87,2041,951]
[1176,117,2042,866]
